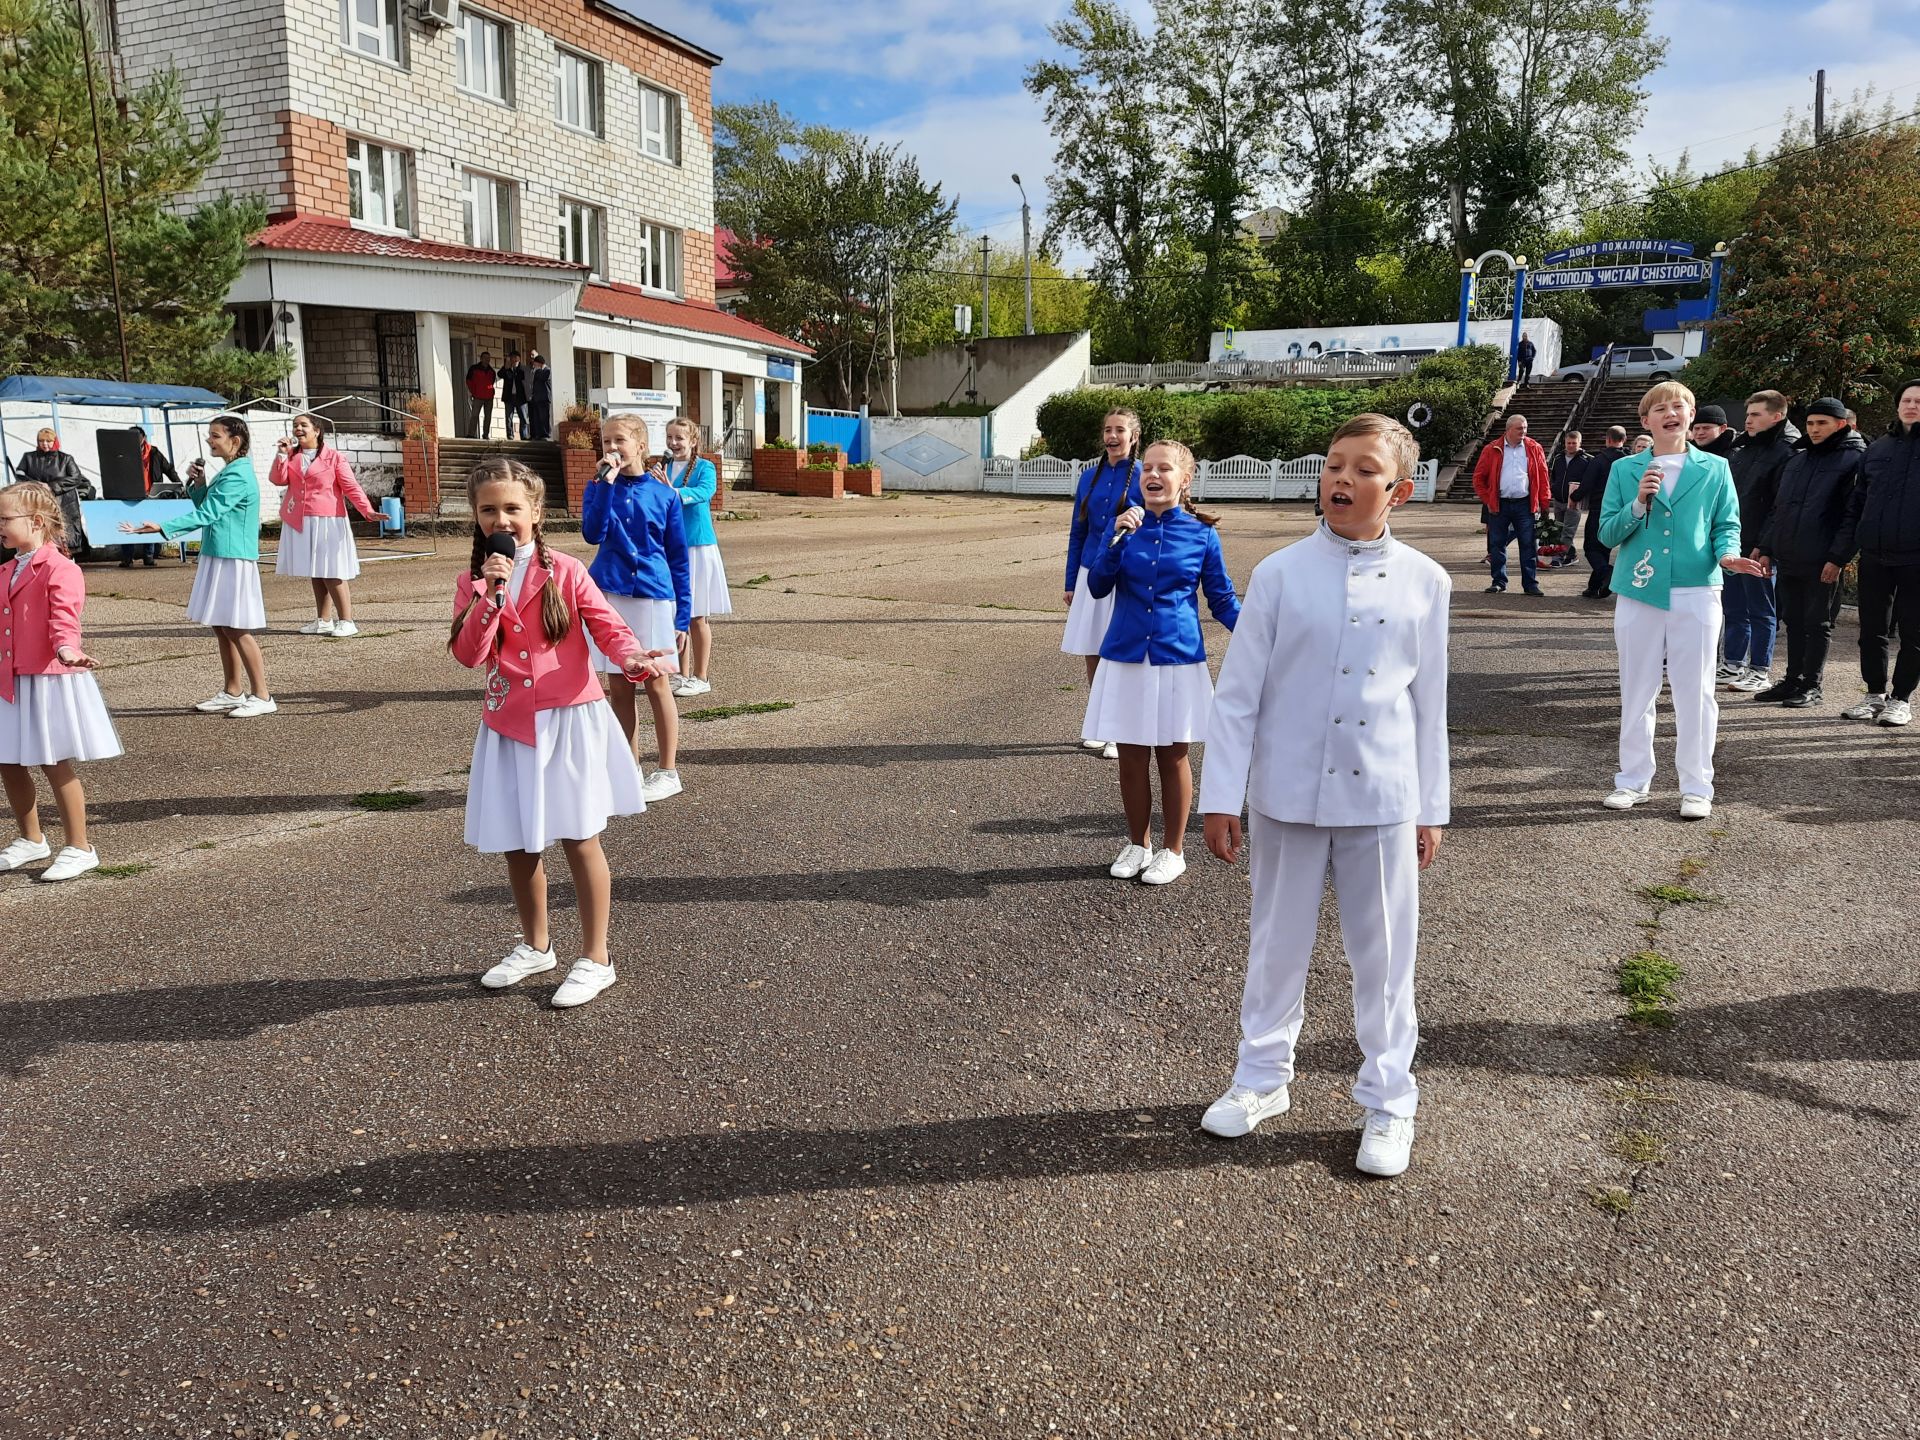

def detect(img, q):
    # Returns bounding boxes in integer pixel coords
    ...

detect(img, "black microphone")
[484,531,517,608]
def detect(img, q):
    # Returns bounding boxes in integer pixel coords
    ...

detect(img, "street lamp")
[1011,173,1034,337]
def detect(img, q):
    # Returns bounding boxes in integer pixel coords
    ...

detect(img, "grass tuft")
[1640,883,1713,905]
[1587,1184,1634,1216]
[1675,857,1707,880]
[96,862,151,878]
[685,700,796,723]
[1619,950,1681,1026]
[351,790,425,811]
[739,573,773,588]
[1609,1130,1666,1164]
[976,602,1027,612]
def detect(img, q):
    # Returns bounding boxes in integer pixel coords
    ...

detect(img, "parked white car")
[1555,345,1691,382]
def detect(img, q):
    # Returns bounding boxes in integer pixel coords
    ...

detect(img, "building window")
[340,0,401,64]
[555,48,603,136]
[558,198,604,278]
[346,138,411,233]
[462,170,514,250]
[637,223,682,296]
[638,83,681,165]
[455,8,512,103]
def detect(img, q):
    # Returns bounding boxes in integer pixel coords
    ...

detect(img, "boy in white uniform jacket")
[1198,414,1451,1178]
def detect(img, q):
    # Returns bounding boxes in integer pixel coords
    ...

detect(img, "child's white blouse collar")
[1317,520,1393,556]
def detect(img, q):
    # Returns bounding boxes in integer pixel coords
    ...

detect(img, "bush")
[1035,347,1504,464]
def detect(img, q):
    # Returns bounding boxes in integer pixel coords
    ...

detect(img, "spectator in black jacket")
[1550,430,1601,560]
[1516,334,1537,387]
[1575,426,1628,597]
[528,352,554,440]
[1755,398,1865,707]
[12,427,93,560]
[1689,405,1738,460]
[1721,391,1796,691]
[501,351,530,439]
[1836,378,1920,727]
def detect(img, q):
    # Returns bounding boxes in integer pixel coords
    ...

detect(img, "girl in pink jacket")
[449,458,673,1010]
[0,483,122,883]
[270,414,380,637]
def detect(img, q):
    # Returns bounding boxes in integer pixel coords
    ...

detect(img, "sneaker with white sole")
[194,690,247,712]
[1100,741,1119,760]
[330,621,360,638]
[227,696,279,718]
[679,677,712,696]
[299,618,336,636]
[1080,737,1107,751]
[641,768,683,802]
[1138,848,1187,886]
[669,674,692,695]
[1108,842,1153,878]
[1680,793,1712,820]
[479,942,557,989]
[1714,661,1743,685]
[1602,786,1651,811]
[1842,693,1888,720]
[1731,668,1773,693]
[0,836,52,872]
[1200,1082,1291,1138]
[38,846,100,882]
[1356,1110,1416,1177]
[1880,698,1913,727]
[550,958,617,1008]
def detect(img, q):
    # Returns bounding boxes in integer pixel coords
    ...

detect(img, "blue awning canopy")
[0,375,228,409]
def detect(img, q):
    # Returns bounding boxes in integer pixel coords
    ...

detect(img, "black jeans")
[1583,519,1612,593]
[1857,557,1920,701]
[468,398,494,438]
[1776,573,1842,686]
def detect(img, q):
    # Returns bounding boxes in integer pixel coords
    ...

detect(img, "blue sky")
[648,0,1920,254]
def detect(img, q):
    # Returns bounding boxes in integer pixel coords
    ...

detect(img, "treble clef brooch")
[484,663,511,711]
[1630,550,1656,589]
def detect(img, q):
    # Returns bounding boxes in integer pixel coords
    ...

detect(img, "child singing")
[270,412,381,637]
[1062,409,1144,759]
[660,417,730,697]
[1198,414,1450,1178]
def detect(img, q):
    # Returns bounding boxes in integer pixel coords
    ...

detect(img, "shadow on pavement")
[88,788,464,824]
[695,741,1087,769]
[0,973,481,1076]
[451,863,1097,910]
[102,690,471,721]
[117,1105,1361,1232]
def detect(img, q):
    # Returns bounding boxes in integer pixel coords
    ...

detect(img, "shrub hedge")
[1035,346,1505,465]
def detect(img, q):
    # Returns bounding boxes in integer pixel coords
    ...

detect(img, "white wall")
[988,334,1093,458]
[870,416,986,491]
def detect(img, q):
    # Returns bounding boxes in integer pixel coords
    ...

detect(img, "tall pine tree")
[0,0,286,392]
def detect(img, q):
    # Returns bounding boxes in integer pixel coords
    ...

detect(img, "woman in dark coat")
[13,428,93,560]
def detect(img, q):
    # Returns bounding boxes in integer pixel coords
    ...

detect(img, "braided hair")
[448,457,572,648]
[1076,408,1141,530]
[1143,439,1219,528]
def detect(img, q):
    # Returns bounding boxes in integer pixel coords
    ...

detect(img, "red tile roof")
[580,282,811,356]
[253,216,588,273]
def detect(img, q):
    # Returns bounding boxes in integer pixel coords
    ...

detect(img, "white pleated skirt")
[464,698,645,854]
[186,557,267,631]
[588,594,676,674]
[1083,658,1213,747]
[0,673,124,766]
[275,515,361,580]
[1061,571,1116,656]
[689,544,732,618]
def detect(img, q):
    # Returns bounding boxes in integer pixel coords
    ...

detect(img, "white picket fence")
[1088,355,1418,386]
[986,454,1439,503]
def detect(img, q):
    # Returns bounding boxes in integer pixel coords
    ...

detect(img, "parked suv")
[1556,345,1690,382]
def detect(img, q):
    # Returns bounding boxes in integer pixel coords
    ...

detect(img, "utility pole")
[1814,68,1827,147]
[979,234,991,339]
[885,258,899,417]
[1012,173,1034,336]
[74,0,131,382]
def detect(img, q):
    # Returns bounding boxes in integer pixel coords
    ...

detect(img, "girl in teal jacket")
[663,417,729,697]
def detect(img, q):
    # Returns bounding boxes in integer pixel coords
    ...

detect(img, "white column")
[277,302,311,404]
[545,318,577,416]
[778,380,802,444]
[698,367,724,450]
[660,360,680,397]
[750,376,767,447]
[415,311,456,439]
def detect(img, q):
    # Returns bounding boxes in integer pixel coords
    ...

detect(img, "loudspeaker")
[98,429,146,501]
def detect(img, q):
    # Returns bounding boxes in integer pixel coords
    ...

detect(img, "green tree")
[0,0,286,393]
[903,237,1090,354]
[713,100,853,239]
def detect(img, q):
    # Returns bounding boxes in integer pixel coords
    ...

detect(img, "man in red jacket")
[1472,413,1551,594]
[465,351,498,439]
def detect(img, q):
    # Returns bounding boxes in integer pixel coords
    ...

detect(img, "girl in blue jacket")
[661,417,729,698]
[1083,439,1240,887]
[1062,409,1144,758]
[583,413,691,803]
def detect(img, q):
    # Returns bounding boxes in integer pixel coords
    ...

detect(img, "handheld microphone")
[483,531,517,608]
[595,453,619,483]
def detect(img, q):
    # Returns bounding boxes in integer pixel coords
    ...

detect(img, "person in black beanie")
[1754,398,1866,707]
[1689,405,1738,460]
[1836,378,1920,726]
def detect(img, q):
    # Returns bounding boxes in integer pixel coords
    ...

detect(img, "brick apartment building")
[104,0,807,445]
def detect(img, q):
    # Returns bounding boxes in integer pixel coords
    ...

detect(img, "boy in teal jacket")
[1598,382,1766,820]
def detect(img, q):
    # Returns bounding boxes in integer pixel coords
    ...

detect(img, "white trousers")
[1614,589,1722,799]
[1235,812,1421,1117]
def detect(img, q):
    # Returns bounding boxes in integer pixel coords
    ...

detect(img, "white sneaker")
[1080,738,1107,751]
[550,958,617,1009]
[194,690,247,712]
[0,836,52,872]
[1679,793,1712,820]
[1138,849,1187,886]
[641,768,683,802]
[1731,668,1772,693]
[1101,741,1119,760]
[1602,787,1650,810]
[1842,693,1888,720]
[480,942,556,989]
[679,677,712,696]
[668,674,691,695]
[1108,842,1153,878]
[1200,1082,1291,1138]
[299,618,336,636]
[38,846,100,883]
[330,621,360,638]
[1356,1110,1416,1177]
[1879,698,1912,727]
[227,696,279,718]
[1714,661,1742,685]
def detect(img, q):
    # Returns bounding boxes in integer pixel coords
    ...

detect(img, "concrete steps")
[435,439,566,514]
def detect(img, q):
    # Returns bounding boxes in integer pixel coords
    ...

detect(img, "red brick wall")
[683,226,716,308]
[277,111,351,221]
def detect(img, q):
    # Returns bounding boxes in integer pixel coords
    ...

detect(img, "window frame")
[637,81,682,166]
[454,6,514,105]
[345,136,413,235]
[635,220,682,297]
[554,46,605,138]
[557,197,606,279]
[340,0,403,67]
[461,168,516,252]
